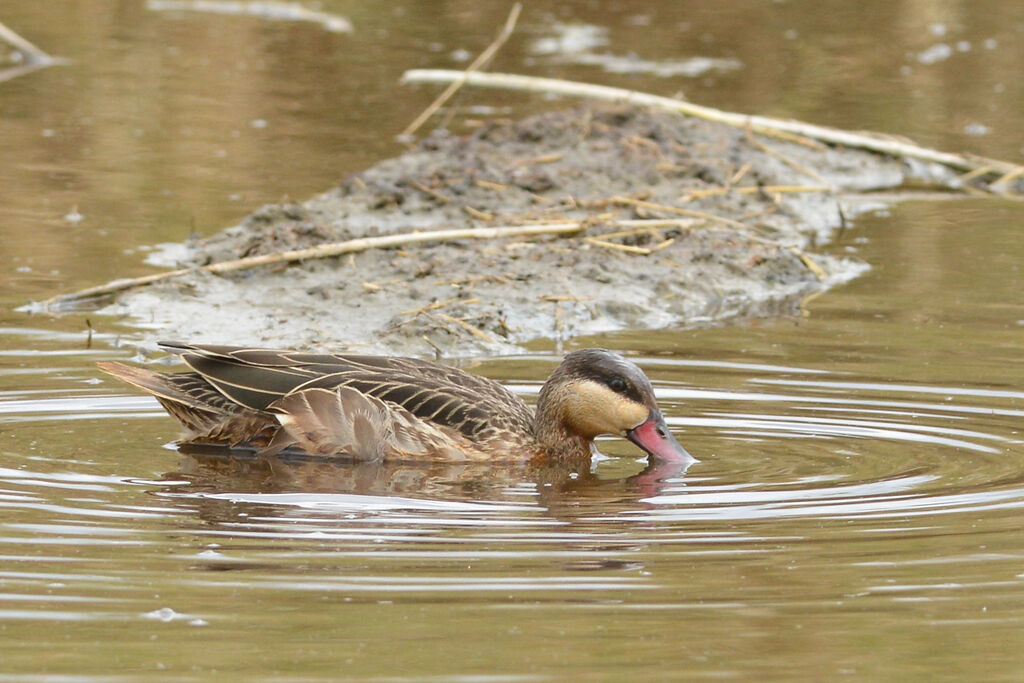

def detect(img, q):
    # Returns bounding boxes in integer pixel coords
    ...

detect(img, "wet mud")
[104,104,961,356]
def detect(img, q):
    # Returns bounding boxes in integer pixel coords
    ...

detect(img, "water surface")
[2,1,1023,679]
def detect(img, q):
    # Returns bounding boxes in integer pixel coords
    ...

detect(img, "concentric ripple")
[2,354,1022,528]
[0,352,1019,625]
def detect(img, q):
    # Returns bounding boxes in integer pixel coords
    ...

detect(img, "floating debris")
[530,22,739,78]
[146,0,353,33]
[530,23,609,56]
[64,207,84,224]
[916,43,954,64]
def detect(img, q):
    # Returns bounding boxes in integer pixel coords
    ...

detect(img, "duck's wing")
[159,342,336,410]
[262,387,479,461]
[160,342,536,446]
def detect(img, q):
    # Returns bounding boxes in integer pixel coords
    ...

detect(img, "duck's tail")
[97,361,275,446]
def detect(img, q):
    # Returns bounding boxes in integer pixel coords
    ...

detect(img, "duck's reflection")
[164,443,695,523]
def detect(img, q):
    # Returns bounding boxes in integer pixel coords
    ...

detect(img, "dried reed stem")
[434,313,496,344]
[0,20,51,63]
[400,4,522,138]
[610,196,748,229]
[584,237,653,255]
[0,20,57,84]
[34,221,586,311]
[681,185,830,201]
[400,69,1024,190]
[401,296,480,317]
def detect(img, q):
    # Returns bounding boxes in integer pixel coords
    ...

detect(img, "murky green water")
[2,1,1023,680]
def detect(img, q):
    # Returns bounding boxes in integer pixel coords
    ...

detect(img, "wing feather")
[156,342,536,448]
[267,387,475,461]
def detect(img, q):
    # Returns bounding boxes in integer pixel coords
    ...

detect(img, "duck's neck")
[535,422,591,461]
[533,386,592,462]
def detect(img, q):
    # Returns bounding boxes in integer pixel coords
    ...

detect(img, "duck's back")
[102,342,538,461]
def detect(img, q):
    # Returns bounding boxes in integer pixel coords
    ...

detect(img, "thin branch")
[614,218,704,229]
[746,130,829,186]
[400,70,1024,188]
[0,62,48,85]
[584,237,653,255]
[32,221,586,312]
[681,185,830,201]
[0,20,58,84]
[401,296,480,317]
[400,4,521,138]
[789,247,827,281]
[511,152,563,166]
[434,313,496,344]
[650,237,676,253]
[410,181,451,203]
[463,205,495,220]
[0,20,51,63]
[609,196,749,229]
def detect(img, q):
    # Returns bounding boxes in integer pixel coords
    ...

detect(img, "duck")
[98,342,695,465]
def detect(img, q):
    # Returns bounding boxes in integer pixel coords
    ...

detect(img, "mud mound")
[106,104,951,356]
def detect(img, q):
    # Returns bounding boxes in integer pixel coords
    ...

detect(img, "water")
[2,1,1024,680]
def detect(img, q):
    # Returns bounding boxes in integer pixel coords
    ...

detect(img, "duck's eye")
[608,377,627,393]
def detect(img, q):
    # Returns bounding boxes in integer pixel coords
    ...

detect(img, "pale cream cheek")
[565,381,650,437]
[613,400,649,431]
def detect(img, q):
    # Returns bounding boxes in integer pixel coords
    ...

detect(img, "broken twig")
[400,70,1024,193]
[680,185,830,201]
[400,4,521,138]
[789,247,827,281]
[434,313,496,344]
[0,20,58,84]
[33,221,587,312]
[410,181,451,203]
[0,20,51,63]
[401,296,480,317]
[584,237,653,255]
[610,196,748,229]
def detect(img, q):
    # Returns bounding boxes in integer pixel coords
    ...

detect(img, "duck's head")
[536,349,696,464]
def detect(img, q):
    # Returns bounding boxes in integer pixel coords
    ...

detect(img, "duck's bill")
[626,410,697,464]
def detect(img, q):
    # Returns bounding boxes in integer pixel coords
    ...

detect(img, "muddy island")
[39,101,1007,357]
